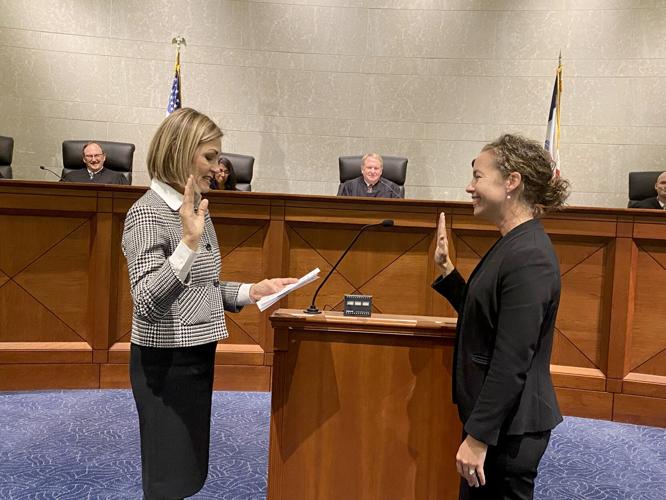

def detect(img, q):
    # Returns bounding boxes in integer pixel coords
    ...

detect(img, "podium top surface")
[270,309,457,338]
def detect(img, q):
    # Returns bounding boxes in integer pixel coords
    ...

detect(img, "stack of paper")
[256,268,320,312]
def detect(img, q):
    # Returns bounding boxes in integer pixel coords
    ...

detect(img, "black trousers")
[459,430,551,500]
[130,341,217,500]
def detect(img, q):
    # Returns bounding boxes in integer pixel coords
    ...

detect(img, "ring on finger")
[468,469,476,476]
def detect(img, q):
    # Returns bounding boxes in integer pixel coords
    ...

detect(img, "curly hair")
[482,134,570,215]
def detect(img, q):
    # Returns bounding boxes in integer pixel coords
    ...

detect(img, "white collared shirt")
[88,167,104,178]
[151,179,254,305]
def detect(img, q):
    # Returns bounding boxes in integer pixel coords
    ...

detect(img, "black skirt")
[130,341,217,499]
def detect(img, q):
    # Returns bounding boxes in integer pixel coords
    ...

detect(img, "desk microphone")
[379,177,403,198]
[304,219,395,314]
[40,165,62,180]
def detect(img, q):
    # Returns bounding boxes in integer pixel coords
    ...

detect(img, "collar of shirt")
[87,167,104,177]
[364,178,378,189]
[659,199,665,209]
[151,179,184,211]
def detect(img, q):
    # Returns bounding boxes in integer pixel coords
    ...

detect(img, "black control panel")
[343,294,372,317]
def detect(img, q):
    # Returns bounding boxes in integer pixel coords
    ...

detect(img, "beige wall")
[1,0,665,207]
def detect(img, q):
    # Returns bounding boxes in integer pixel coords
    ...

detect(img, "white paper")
[256,268,320,312]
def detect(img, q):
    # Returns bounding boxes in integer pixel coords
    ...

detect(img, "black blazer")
[632,197,663,209]
[432,218,563,446]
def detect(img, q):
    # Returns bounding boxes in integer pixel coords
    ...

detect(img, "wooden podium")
[268,309,462,500]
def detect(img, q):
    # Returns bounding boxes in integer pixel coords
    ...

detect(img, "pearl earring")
[507,193,511,199]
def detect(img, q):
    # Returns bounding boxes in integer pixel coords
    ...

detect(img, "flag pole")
[167,36,186,114]
[555,51,562,176]
[545,51,563,176]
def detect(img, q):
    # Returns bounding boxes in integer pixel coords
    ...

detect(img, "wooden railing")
[0,179,664,427]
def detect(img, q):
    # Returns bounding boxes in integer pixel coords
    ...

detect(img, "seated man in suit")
[61,142,129,185]
[338,153,401,198]
[633,171,666,209]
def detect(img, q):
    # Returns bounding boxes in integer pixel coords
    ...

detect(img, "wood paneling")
[0,181,664,427]
[550,365,606,391]
[0,364,99,390]
[0,342,91,363]
[268,310,459,500]
[213,365,271,391]
[622,373,666,399]
[99,364,130,389]
[613,393,666,427]
[554,387,614,420]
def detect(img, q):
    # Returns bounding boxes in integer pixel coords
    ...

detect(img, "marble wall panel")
[1,46,109,103]
[0,1,664,209]
[0,0,110,36]
[246,3,368,55]
[108,0,247,48]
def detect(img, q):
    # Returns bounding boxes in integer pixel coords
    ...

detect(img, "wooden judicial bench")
[0,179,665,429]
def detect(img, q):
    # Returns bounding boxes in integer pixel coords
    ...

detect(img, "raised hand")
[179,175,209,251]
[435,212,454,276]
[249,277,299,302]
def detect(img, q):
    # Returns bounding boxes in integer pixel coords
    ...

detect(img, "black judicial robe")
[61,167,129,185]
[337,176,401,198]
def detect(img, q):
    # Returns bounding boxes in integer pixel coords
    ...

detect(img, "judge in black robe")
[337,153,402,198]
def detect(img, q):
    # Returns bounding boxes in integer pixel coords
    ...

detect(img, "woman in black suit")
[432,134,569,500]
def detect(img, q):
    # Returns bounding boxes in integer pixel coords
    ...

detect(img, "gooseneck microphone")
[304,219,395,314]
[379,177,403,198]
[40,165,62,180]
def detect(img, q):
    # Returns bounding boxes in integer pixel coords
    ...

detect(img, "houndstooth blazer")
[122,189,242,348]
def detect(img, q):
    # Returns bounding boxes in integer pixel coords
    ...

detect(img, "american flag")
[167,50,181,114]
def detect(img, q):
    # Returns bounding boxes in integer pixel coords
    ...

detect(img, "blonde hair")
[147,108,223,187]
[361,153,383,169]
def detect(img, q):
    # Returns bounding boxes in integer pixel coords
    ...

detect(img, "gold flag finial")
[171,36,186,51]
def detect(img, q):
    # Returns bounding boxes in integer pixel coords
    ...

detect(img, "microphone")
[40,165,62,180]
[379,177,403,198]
[304,219,395,314]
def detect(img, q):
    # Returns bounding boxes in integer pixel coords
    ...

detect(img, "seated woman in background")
[210,156,238,190]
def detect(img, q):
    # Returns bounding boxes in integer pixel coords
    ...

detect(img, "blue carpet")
[0,390,269,500]
[0,390,664,499]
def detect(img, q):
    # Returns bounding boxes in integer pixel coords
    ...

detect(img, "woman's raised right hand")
[434,212,454,276]
[179,175,208,251]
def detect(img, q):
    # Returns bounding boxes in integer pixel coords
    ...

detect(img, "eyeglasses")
[84,154,104,160]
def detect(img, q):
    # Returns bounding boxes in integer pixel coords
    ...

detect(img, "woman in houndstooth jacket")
[122,108,296,500]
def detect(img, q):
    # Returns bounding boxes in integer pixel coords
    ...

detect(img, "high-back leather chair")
[62,140,135,183]
[628,171,663,208]
[0,135,14,179]
[338,155,408,198]
[220,152,254,192]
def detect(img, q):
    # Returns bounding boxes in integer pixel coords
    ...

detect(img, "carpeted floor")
[0,390,664,499]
